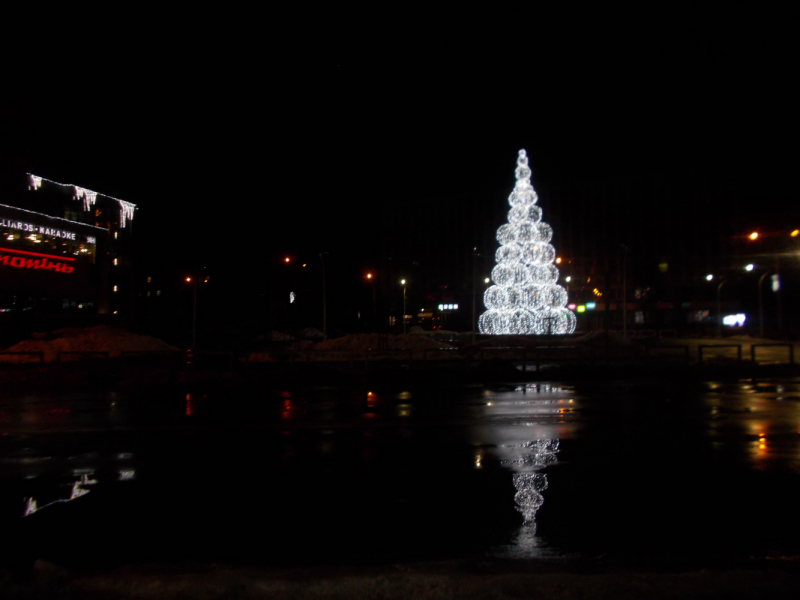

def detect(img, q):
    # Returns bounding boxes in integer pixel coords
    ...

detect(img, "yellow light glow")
[185,277,192,283]
[792,229,799,237]
[366,273,373,279]
[400,279,406,285]
[749,232,759,240]
[284,257,290,263]
[555,257,562,264]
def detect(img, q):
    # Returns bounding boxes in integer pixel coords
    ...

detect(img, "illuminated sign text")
[1,217,82,241]
[0,247,74,273]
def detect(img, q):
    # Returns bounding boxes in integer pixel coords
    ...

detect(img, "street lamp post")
[366,273,376,326]
[320,252,329,341]
[620,244,628,337]
[758,270,769,339]
[191,277,197,349]
[185,273,208,349]
[400,279,407,335]
[472,249,478,344]
[716,280,725,339]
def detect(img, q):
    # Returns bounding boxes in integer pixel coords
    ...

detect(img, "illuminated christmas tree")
[478,150,576,335]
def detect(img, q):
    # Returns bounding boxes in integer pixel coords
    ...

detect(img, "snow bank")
[1,325,178,363]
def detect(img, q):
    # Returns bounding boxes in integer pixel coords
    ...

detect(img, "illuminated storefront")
[0,173,136,318]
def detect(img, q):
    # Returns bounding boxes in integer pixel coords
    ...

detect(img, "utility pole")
[320,252,329,341]
[758,271,768,339]
[472,248,478,344]
[620,244,628,337]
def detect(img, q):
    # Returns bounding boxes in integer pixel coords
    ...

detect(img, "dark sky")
[1,6,794,271]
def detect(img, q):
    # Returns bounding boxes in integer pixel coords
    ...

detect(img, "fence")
[750,344,795,365]
[698,345,742,363]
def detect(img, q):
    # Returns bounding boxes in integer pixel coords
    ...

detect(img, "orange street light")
[791,229,799,237]
[185,276,192,283]
[749,232,759,240]
[284,257,291,263]
[555,257,562,264]
[366,273,373,279]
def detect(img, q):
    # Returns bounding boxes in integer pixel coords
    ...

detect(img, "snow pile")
[296,327,325,340]
[270,331,295,341]
[1,325,178,363]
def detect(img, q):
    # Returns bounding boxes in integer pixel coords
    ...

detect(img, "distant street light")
[400,279,407,335]
[365,272,376,323]
[184,272,207,349]
[745,264,755,272]
[706,274,714,281]
[749,232,759,240]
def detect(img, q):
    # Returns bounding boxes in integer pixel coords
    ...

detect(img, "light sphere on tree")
[478,149,576,335]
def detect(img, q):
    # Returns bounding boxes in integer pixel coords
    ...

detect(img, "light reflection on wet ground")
[1,378,799,567]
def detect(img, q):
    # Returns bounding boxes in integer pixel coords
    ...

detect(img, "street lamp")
[320,252,329,341]
[365,272,376,324]
[184,272,208,349]
[186,276,197,349]
[716,279,726,339]
[400,279,407,335]
[746,228,795,337]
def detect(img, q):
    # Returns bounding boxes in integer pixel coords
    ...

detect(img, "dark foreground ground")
[3,359,800,599]
[4,557,800,599]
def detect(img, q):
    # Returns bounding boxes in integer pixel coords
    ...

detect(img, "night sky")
[1,6,793,284]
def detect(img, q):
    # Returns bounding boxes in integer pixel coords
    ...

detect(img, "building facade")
[0,172,136,331]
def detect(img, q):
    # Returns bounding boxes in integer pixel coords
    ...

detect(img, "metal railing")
[698,344,742,363]
[750,343,795,365]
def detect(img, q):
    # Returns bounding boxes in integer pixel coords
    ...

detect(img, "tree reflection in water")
[505,439,559,557]
[511,439,558,526]
[476,384,572,558]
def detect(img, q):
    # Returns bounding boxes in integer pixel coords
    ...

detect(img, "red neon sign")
[0,246,74,273]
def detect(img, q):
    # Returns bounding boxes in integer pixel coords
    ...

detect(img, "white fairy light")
[73,186,98,211]
[118,200,135,228]
[24,497,38,516]
[26,174,137,227]
[478,150,576,335]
